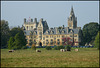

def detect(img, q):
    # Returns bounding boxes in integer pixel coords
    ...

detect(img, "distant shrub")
[31,44,36,50]
[46,46,52,50]
[65,45,71,51]
[54,46,58,50]
[57,45,65,50]
[22,46,27,49]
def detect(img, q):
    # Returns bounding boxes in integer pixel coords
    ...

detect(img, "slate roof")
[44,28,80,35]
[24,27,80,36]
[24,30,37,35]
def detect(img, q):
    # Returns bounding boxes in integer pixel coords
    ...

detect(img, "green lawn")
[1,48,99,67]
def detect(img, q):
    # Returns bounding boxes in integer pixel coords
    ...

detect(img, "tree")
[82,22,99,45]
[62,37,72,46]
[94,31,100,50]
[7,27,27,50]
[9,27,24,37]
[13,33,27,49]
[0,20,10,48]
[8,37,15,49]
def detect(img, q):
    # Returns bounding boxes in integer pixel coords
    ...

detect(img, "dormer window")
[46,31,48,34]
[50,31,54,34]
[34,32,36,35]
[58,30,60,34]
[62,30,65,34]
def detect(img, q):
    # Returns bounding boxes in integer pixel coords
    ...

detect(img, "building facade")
[23,7,81,46]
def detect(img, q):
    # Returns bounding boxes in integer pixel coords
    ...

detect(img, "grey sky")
[1,1,99,29]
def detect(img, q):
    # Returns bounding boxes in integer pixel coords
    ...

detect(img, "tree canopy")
[8,28,27,50]
[82,22,99,45]
[94,31,100,50]
[0,20,10,48]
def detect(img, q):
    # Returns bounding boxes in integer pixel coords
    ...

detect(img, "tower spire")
[70,6,74,16]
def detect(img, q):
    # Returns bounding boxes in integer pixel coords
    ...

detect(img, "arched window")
[27,26,28,30]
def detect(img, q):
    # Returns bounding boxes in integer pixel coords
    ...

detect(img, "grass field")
[1,48,99,67]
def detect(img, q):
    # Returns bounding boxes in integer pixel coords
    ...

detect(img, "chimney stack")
[24,18,26,23]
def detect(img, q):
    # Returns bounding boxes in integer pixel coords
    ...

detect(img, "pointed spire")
[70,6,74,16]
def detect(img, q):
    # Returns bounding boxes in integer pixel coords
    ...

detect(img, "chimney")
[24,18,26,23]
[34,18,37,23]
[63,25,64,29]
[55,27,58,34]
[31,19,33,22]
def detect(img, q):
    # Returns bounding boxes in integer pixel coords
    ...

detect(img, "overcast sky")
[1,1,99,29]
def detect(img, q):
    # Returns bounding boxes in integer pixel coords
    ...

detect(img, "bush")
[54,46,58,50]
[22,46,27,49]
[46,46,52,50]
[65,45,71,51]
[57,45,65,50]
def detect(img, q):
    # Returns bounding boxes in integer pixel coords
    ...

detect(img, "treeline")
[0,20,27,49]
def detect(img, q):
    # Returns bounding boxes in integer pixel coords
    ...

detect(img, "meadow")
[1,48,99,67]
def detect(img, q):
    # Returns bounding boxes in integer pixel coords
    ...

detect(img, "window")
[70,35,73,37]
[31,26,33,29]
[57,39,60,41]
[62,35,64,38]
[62,30,65,33]
[46,36,48,38]
[57,42,60,45]
[50,39,53,45]
[62,42,64,45]
[43,37,45,40]
[46,39,48,41]
[27,26,28,30]
[70,39,73,42]
[62,39,64,42]
[43,41,45,44]
[74,35,77,37]
[39,32,42,35]
[46,40,49,44]
[34,36,36,38]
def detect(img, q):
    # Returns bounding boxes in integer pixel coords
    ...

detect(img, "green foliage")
[54,46,58,50]
[94,31,100,50]
[57,45,65,50]
[21,46,27,49]
[13,33,26,49]
[1,20,10,48]
[46,46,52,50]
[65,45,71,51]
[8,37,14,49]
[54,45,65,50]
[82,22,99,45]
[7,27,27,50]
[9,27,23,37]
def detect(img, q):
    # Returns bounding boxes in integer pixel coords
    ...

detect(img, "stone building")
[23,7,81,46]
